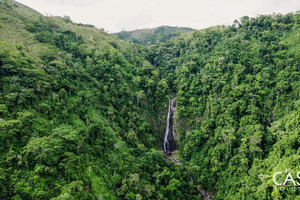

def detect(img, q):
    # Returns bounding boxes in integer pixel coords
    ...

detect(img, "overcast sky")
[17,0,300,33]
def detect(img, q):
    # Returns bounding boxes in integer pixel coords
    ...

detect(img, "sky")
[17,0,300,33]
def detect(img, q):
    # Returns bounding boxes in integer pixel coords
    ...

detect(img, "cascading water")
[162,98,211,198]
[163,98,177,152]
[163,99,171,151]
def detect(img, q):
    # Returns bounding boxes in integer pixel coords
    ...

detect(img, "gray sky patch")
[17,0,300,32]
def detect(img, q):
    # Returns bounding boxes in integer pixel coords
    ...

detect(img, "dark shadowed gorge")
[163,97,177,153]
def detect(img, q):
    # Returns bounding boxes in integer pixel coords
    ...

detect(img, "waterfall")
[163,98,176,152]
[163,99,171,151]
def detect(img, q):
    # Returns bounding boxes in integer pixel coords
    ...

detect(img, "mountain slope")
[0,2,199,200]
[115,26,193,45]
[147,12,300,199]
[1,1,300,200]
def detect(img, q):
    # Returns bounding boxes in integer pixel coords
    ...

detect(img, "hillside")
[115,26,193,45]
[1,0,300,199]
[147,12,300,199]
[0,1,199,199]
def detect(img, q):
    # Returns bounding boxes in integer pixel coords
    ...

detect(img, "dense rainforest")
[0,1,300,199]
[115,26,193,45]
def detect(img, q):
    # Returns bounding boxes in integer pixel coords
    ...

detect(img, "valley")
[0,1,300,199]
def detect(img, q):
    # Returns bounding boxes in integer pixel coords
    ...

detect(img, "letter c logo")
[273,172,282,185]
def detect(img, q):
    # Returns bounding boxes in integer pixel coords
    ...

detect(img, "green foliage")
[0,3,200,200]
[1,3,299,200]
[115,26,193,45]
[147,12,300,199]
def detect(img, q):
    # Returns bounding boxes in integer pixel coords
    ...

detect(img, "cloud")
[41,0,103,7]
[116,14,153,31]
[17,0,300,32]
[258,0,300,14]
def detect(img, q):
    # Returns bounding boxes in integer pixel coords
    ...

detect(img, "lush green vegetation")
[147,12,300,199]
[0,2,199,200]
[1,1,300,199]
[115,26,193,45]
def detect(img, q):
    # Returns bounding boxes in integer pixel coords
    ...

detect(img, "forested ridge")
[0,1,300,199]
[147,12,300,199]
[115,26,193,45]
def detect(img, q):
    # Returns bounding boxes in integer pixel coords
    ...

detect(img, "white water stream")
[163,98,176,152]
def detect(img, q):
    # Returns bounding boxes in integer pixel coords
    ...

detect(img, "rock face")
[195,185,214,200]
[162,98,214,198]
[163,150,182,165]
[162,98,182,165]
[163,97,177,152]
